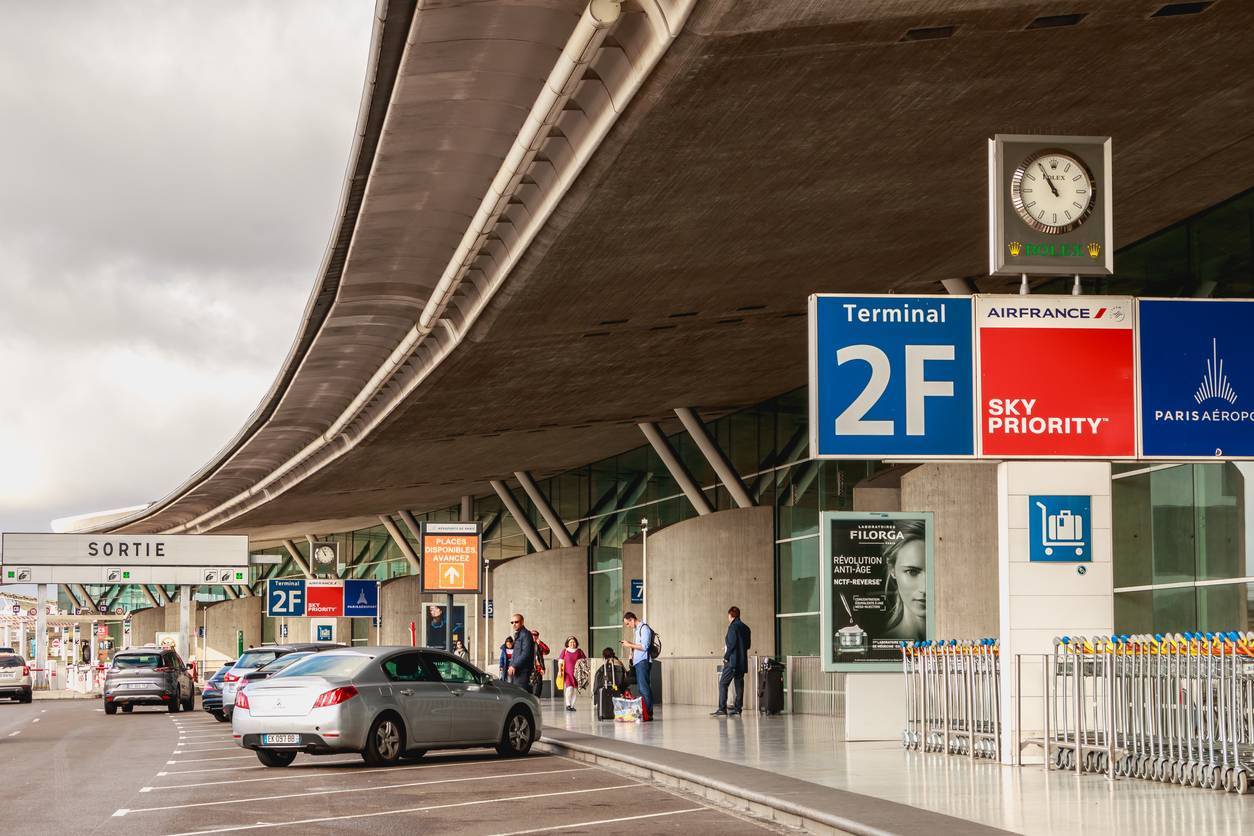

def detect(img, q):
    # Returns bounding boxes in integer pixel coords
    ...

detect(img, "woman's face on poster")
[893,540,926,620]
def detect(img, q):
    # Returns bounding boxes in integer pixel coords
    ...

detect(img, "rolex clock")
[989,134,1112,276]
[311,541,339,575]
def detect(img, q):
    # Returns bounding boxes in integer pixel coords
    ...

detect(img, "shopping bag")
[555,667,565,691]
[612,696,644,723]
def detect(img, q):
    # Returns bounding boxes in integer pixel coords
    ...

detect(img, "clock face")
[314,545,336,565]
[1009,150,1096,235]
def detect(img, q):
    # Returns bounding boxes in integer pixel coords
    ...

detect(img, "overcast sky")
[0,2,375,533]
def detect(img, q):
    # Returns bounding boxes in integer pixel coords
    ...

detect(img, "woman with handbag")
[556,636,587,711]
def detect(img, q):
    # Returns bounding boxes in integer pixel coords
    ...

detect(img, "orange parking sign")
[420,522,481,593]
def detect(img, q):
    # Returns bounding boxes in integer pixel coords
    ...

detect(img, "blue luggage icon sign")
[1029,496,1091,562]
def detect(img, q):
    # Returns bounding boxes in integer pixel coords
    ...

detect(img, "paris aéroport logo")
[1195,338,1237,406]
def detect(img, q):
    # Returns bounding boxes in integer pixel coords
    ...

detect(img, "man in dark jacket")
[712,606,751,716]
[507,613,535,689]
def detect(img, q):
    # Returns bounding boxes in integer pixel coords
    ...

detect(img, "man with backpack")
[620,611,655,721]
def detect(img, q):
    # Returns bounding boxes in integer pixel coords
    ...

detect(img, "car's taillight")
[22,666,29,676]
[223,672,239,682]
[235,690,250,710]
[312,686,358,708]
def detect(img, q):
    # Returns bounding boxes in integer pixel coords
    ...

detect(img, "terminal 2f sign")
[810,294,1254,462]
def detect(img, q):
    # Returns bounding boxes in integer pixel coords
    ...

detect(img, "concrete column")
[674,407,754,509]
[382,514,423,574]
[490,480,548,553]
[281,539,315,579]
[513,472,574,547]
[179,585,192,661]
[35,584,50,689]
[638,422,712,515]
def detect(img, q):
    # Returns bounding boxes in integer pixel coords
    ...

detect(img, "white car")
[232,646,541,767]
[0,654,33,703]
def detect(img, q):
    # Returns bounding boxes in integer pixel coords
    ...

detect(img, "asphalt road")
[2,699,779,835]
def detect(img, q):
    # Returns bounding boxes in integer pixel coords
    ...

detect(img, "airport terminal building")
[30,0,1254,715]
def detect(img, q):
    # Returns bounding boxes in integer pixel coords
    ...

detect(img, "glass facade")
[243,188,1254,654]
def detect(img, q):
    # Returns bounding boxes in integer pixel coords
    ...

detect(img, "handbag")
[555,658,566,691]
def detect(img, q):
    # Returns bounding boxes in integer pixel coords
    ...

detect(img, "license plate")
[262,734,300,745]
[0,672,15,680]
[123,683,151,689]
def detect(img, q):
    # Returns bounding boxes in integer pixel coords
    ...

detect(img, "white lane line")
[121,766,591,815]
[167,755,254,764]
[488,808,707,836]
[7,731,19,737]
[159,783,640,835]
[173,746,238,753]
[148,757,527,790]
[31,718,39,723]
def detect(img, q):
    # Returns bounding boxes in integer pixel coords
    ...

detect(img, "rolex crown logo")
[1086,242,1101,259]
[1008,241,1023,257]
[1049,160,1058,169]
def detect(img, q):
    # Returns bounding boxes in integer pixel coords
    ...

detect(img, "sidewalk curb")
[535,735,870,836]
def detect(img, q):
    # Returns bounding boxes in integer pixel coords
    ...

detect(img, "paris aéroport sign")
[810,294,1254,461]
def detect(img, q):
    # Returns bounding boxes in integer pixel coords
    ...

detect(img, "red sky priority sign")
[977,295,1135,458]
[305,579,345,617]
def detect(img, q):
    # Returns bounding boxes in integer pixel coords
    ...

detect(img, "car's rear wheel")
[167,692,180,713]
[121,705,134,713]
[497,708,535,757]
[257,749,297,768]
[361,714,404,767]
[212,710,228,723]
[20,691,32,704]
[104,702,117,715]
[182,690,195,711]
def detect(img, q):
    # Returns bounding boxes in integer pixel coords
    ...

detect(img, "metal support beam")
[481,509,503,540]
[941,277,977,295]
[221,585,238,601]
[64,584,85,610]
[381,514,423,575]
[234,583,252,598]
[750,424,808,502]
[513,471,574,547]
[73,584,100,613]
[151,585,172,607]
[353,538,392,580]
[281,539,315,579]
[103,585,128,610]
[675,407,754,509]
[489,480,549,552]
[140,585,161,609]
[638,421,713,516]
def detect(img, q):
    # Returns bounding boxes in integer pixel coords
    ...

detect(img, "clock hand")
[1038,163,1059,198]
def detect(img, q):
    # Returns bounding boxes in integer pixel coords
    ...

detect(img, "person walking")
[498,635,514,680]
[529,630,551,698]
[712,606,751,716]
[452,638,470,661]
[620,611,655,721]
[506,614,535,689]
[556,636,587,711]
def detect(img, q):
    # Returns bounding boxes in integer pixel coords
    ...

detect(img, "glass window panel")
[777,537,819,614]
[591,546,620,572]
[589,626,621,656]
[1194,463,1242,581]
[778,614,820,657]
[1153,587,1196,635]
[1114,590,1153,635]
[1152,466,1196,586]
[777,462,819,539]
[776,388,808,466]
[1113,471,1152,588]
[1196,582,1251,633]
[590,568,622,628]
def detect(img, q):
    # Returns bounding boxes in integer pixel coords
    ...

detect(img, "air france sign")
[976,295,1135,458]
[809,295,975,459]
[1139,299,1254,458]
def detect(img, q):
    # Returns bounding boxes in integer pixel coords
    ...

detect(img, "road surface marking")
[120,767,592,814]
[173,746,238,753]
[489,808,707,835]
[158,783,641,835]
[31,718,39,723]
[7,731,19,737]
[167,755,254,764]
[112,809,129,817]
[148,757,536,790]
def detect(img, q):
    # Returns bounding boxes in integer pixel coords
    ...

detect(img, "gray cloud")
[0,1,376,532]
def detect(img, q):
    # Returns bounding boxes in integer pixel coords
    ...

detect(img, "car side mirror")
[481,673,495,687]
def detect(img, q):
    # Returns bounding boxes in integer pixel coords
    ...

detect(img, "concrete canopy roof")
[104,0,1254,541]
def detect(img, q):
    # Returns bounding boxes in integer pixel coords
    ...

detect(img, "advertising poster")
[820,512,933,670]
[424,604,465,649]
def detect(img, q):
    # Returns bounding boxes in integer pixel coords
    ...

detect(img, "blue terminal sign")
[1139,299,1254,458]
[809,295,975,458]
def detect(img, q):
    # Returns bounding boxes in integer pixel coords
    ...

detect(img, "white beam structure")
[638,421,713,516]
[280,539,315,579]
[674,407,754,509]
[513,471,574,548]
[382,513,423,575]
[489,480,548,553]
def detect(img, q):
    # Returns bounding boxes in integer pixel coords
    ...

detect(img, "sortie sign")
[976,295,1136,458]
[420,522,481,594]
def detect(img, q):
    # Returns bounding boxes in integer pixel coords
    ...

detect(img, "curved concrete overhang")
[99,0,1254,541]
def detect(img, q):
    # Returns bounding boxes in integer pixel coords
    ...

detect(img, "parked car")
[103,648,195,714]
[201,661,236,722]
[0,654,33,703]
[0,647,16,654]
[240,651,314,685]
[232,647,541,768]
[220,644,342,720]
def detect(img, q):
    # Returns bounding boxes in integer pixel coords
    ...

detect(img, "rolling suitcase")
[596,686,614,720]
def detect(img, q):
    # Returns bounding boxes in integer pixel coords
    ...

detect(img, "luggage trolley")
[901,639,1000,760]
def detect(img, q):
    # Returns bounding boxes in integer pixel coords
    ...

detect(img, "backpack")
[645,624,661,659]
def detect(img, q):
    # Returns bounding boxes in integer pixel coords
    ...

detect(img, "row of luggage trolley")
[900,639,1001,760]
[1043,633,1254,793]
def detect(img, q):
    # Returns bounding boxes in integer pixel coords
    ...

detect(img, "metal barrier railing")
[901,639,1001,760]
[1032,633,1254,793]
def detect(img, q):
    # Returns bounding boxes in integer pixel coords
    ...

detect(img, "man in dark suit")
[507,613,535,689]
[712,606,751,716]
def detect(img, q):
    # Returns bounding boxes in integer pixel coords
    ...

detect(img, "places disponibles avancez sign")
[420,522,481,594]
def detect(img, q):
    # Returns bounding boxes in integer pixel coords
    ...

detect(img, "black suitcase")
[595,686,614,720]
[758,659,785,714]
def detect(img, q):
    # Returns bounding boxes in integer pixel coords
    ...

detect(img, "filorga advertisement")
[823,512,932,667]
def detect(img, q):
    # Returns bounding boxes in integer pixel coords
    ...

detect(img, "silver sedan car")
[231,646,541,767]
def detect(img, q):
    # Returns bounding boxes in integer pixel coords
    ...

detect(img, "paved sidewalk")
[540,701,1254,836]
